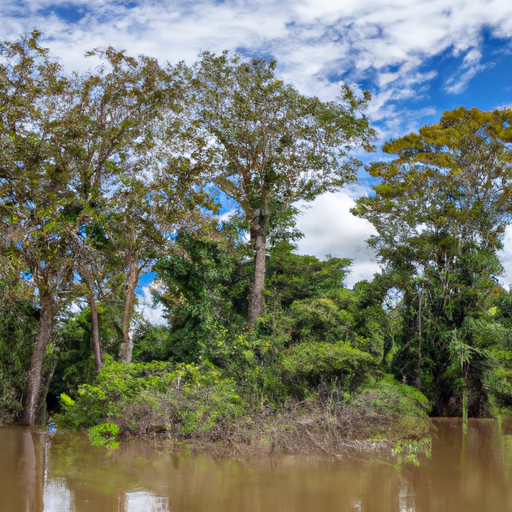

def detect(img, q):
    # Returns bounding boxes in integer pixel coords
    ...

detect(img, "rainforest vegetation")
[2,32,512,451]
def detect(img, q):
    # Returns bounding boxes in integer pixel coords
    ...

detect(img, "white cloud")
[137,285,166,325]
[295,187,512,290]
[295,186,380,288]
[2,1,510,103]
[498,225,512,288]
[1,0,507,140]
[444,48,490,94]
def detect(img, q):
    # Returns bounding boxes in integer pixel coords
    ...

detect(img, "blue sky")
[3,0,512,294]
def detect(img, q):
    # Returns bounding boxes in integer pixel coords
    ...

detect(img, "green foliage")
[50,309,101,398]
[0,274,38,424]
[281,341,377,391]
[266,241,352,308]
[483,289,512,415]
[390,438,432,471]
[354,107,512,416]
[181,51,375,323]
[257,280,389,360]
[486,367,512,413]
[4,30,512,444]
[88,423,120,449]
[132,324,170,362]
[288,297,352,344]
[155,225,251,364]
[56,361,245,437]
[356,375,431,439]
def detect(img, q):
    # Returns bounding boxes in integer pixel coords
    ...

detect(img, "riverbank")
[55,361,431,457]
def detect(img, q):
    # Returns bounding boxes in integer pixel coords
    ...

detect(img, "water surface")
[1,419,511,512]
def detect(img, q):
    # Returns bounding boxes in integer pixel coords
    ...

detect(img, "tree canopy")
[178,51,375,324]
[353,107,512,414]
[3,32,512,434]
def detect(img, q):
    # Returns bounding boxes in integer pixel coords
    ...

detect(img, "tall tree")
[0,32,76,424]
[353,107,512,414]
[180,52,375,325]
[102,105,212,363]
[57,47,207,364]
[57,47,176,368]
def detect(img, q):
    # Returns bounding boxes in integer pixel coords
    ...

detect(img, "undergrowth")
[56,359,431,456]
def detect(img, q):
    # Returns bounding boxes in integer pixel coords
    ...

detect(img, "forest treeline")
[1,32,512,449]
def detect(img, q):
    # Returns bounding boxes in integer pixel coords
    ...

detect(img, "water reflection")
[0,418,511,512]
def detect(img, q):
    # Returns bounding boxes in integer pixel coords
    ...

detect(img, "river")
[0,418,511,512]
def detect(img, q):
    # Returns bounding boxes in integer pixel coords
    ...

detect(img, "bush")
[485,366,512,414]
[354,374,431,439]
[281,341,377,393]
[56,360,246,438]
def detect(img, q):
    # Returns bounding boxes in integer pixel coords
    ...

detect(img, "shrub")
[354,374,431,439]
[56,360,246,438]
[281,341,377,393]
[485,366,512,414]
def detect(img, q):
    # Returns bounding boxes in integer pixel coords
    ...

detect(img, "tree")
[58,47,207,364]
[266,240,352,309]
[0,32,76,424]
[180,52,374,325]
[155,221,251,364]
[56,47,176,367]
[353,107,512,415]
[102,120,212,363]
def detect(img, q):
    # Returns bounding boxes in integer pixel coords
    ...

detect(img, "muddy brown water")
[1,419,511,512]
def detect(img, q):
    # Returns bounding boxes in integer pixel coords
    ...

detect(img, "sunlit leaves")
[353,107,512,414]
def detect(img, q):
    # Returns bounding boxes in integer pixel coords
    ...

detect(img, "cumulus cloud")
[295,186,380,288]
[137,285,166,325]
[1,0,510,138]
[296,186,512,290]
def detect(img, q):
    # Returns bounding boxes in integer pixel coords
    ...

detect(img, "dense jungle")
[2,32,512,453]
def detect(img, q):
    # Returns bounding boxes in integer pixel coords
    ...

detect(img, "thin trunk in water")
[120,250,138,363]
[20,430,44,512]
[20,295,54,426]
[248,212,267,327]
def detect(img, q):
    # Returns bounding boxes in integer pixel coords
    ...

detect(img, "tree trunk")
[120,250,138,363]
[70,231,102,371]
[89,294,102,371]
[20,295,54,426]
[416,290,424,390]
[248,212,267,327]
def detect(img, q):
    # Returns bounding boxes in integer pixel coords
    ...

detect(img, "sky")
[3,0,512,302]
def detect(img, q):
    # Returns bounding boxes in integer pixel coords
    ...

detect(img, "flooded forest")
[2,31,512,511]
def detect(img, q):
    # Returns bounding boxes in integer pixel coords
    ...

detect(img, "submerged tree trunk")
[20,295,54,426]
[120,250,138,363]
[248,211,268,327]
[89,294,102,372]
